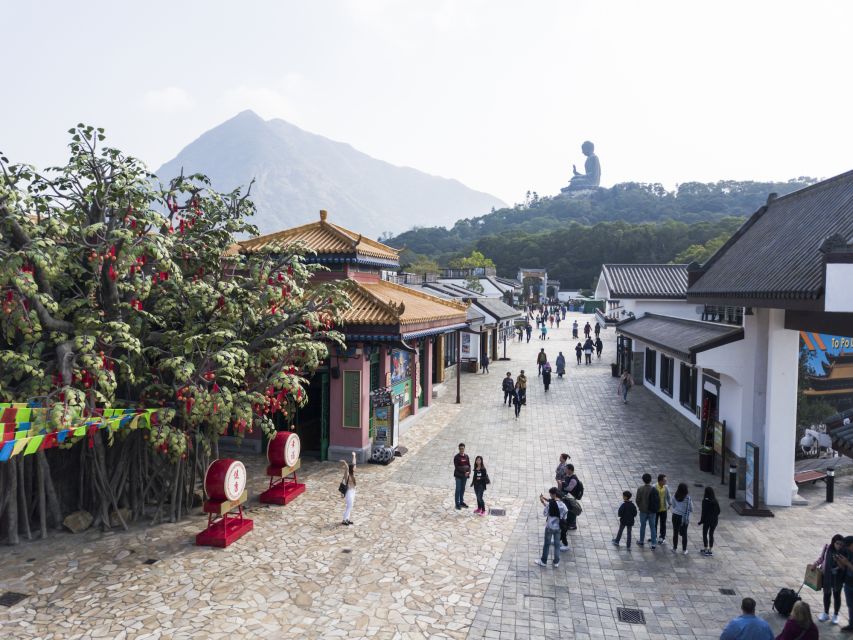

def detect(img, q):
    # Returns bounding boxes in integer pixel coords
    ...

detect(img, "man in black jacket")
[502,372,515,407]
[453,443,471,510]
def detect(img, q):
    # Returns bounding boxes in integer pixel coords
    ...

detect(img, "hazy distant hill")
[155,110,505,237]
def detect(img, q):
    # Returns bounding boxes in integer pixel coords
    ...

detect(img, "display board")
[390,350,411,385]
[343,370,361,428]
[745,441,758,508]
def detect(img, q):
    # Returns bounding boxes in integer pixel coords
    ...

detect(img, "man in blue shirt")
[719,598,773,640]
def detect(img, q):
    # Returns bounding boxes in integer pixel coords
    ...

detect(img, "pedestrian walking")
[618,370,634,403]
[542,362,552,392]
[511,387,523,418]
[555,352,566,378]
[540,325,548,340]
[536,488,568,567]
[575,342,583,365]
[775,601,818,640]
[583,337,594,364]
[537,349,548,375]
[502,372,515,407]
[834,535,853,631]
[555,315,561,328]
[340,452,357,526]
[515,370,527,405]
[471,456,491,516]
[594,321,601,338]
[698,486,720,556]
[549,314,554,328]
[572,320,579,339]
[670,482,693,554]
[453,443,471,510]
[595,336,603,359]
[480,352,489,374]
[635,473,659,550]
[583,322,591,338]
[813,533,844,623]
[612,490,638,549]
[720,598,773,640]
[525,323,532,343]
[654,474,671,544]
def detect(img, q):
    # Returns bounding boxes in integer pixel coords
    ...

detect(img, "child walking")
[471,456,491,515]
[698,486,720,556]
[612,490,638,549]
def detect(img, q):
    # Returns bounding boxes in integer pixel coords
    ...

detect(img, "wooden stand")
[196,490,253,547]
[259,460,305,505]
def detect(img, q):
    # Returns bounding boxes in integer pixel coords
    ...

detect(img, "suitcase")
[772,585,802,616]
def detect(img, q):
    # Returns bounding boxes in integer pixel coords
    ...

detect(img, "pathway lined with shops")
[0,313,849,639]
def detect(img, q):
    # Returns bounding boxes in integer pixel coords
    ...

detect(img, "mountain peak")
[155,116,506,237]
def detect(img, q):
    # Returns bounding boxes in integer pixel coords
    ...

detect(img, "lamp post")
[728,465,737,499]
[827,467,835,503]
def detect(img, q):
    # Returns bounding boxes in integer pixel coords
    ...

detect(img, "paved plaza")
[0,313,850,639]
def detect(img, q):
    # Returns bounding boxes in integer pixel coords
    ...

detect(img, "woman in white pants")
[341,452,357,526]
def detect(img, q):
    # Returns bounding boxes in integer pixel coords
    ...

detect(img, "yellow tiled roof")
[343,279,468,327]
[238,210,399,262]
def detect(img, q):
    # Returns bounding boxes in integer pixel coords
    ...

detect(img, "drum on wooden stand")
[260,430,305,505]
[204,459,247,502]
[267,431,301,469]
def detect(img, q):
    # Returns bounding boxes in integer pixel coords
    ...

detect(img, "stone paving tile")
[390,314,853,640]
[0,313,851,639]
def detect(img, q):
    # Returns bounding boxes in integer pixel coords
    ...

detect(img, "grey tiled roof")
[688,170,853,304]
[471,298,522,321]
[616,313,743,362]
[601,264,688,299]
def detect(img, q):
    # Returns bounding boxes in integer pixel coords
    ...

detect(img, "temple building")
[237,210,468,462]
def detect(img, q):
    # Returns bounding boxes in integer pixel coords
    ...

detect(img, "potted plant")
[610,362,620,377]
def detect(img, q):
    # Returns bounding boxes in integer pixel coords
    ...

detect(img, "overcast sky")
[3,0,852,206]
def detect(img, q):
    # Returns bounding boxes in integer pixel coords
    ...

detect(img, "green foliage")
[0,126,350,460]
[672,234,730,265]
[406,257,439,276]
[448,250,495,270]
[386,178,817,280]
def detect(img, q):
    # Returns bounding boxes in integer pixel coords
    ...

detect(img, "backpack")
[647,486,660,512]
[568,475,584,500]
[772,587,801,616]
[563,495,583,516]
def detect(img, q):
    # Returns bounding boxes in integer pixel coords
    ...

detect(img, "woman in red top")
[775,601,818,640]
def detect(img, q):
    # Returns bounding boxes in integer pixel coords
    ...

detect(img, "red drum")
[204,459,247,502]
[267,431,301,468]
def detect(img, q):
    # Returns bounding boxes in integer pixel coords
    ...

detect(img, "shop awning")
[616,313,743,363]
[402,322,468,340]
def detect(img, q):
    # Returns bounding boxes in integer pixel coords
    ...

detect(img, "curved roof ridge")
[367,278,468,312]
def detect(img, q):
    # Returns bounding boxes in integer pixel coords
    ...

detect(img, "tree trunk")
[17,456,32,540]
[4,458,19,545]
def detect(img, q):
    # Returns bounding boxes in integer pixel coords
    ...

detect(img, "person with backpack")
[698,486,721,556]
[558,489,582,551]
[562,464,583,531]
[536,488,568,567]
[502,372,515,407]
[515,370,527,406]
[813,533,844,623]
[574,342,583,365]
[511,386,523,419]
[595,336,604,359]
[612,490,638,549]
[583,337,594,365]
[635,473,659,550]
[654,473,671,545]
[470,456,491,516]
[720,598,774,640]
[670,482,693,554]
[537,349,548,375]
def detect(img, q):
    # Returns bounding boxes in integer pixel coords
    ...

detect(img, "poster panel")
[745,441,756,508]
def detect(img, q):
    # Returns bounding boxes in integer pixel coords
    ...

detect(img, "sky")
[2,0,852,207]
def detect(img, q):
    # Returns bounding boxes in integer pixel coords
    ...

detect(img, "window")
[644,348,656,384]
[444,332,458,368]
[679,363,698,411]
[660,355,674,397]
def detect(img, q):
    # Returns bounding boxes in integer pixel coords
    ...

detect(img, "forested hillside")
[390,178,816,288]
